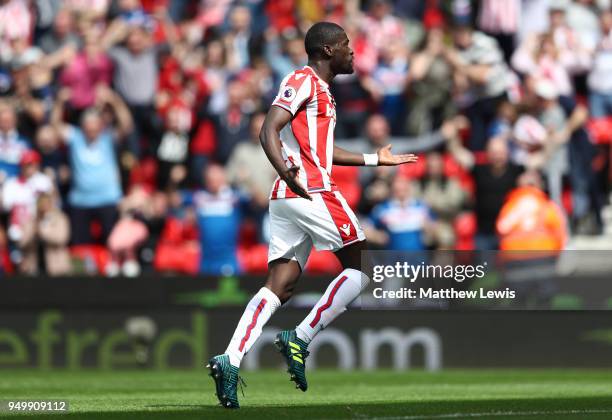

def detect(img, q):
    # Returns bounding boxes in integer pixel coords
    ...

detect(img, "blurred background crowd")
[1,0,612,277]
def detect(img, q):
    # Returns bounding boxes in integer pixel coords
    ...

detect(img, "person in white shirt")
[2,149,54,241]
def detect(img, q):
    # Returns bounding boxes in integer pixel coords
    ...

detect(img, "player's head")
[304,22,354,74]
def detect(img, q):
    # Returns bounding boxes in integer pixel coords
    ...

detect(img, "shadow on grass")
[13,396,612,420]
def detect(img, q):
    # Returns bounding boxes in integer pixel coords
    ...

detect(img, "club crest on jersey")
[281,86,297,102]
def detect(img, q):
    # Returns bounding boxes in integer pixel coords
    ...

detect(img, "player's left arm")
[333,144,418,166]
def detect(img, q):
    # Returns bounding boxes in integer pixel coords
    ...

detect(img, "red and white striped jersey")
[269,66,337,200]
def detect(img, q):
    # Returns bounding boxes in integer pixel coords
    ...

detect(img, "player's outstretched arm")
[260,106,312,200]
[333,145,418,166]
[376,144,419,166]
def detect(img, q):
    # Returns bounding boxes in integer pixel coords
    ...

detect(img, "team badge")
[281,86,296,102]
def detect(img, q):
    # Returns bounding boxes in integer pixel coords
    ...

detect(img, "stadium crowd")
[0,0,611,276]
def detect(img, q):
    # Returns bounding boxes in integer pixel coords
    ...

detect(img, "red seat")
[154,217,200,274]
[454,212,476,251]
[562,188,573,216]
[154,242,200,274]
[237,244,269,274]
[238,246,343,274]
[587,117,612,144]
[305,249,342,273]
[129,157,158,191]
[238,221,258,247]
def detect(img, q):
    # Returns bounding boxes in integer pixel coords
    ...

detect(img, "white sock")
[295,268,369,344]
[225,287,281,367]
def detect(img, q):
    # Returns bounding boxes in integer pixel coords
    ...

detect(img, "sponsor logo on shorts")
[340,223,351,237]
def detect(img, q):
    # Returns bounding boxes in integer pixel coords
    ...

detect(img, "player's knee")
[264,280,294,304]
[342,268,370,291]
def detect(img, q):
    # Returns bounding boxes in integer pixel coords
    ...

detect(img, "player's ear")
[322,44,333,58]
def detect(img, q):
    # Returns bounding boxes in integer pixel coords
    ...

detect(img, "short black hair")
[304,22,346,58]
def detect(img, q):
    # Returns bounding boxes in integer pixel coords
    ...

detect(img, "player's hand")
[282,166,312,200]
[377,145,418,166]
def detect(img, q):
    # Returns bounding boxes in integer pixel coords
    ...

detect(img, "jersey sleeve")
[271,72,312,116]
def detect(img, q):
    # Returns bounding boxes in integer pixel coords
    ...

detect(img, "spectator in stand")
[35,125,70,198]
[51,85,133,245]
[331,19,376,138]
[1,150,55,272]
[264,31,307,80]
[419,151,467,248]
[496,170,567,252]
[566,0,601,53]
[102,8,174,156]
[2,150,53,228]
[406,27,455,136]
[38,8,79,55]
[445,23,510,151]
[511,33,573,97]
[446,121,523,250]
[212,79,251,164]
[496,170,567,304]
[532,78,568,206]
[0,0,33,56]
[546,2,592,76]
[203,38,237,116]
[19,192,72,276]
[365,173,436,251]
[360,0,406,53]
[224,5,253,70]
[477,0,521,63]
[153,188,200,274]
[358,165,396,216]
[488,100,517,139]
[0,102,30,183]
[362,39,409,135]
[106,184,150,277]
[226,112,276,202]
[59,25,113,120]
[349,115,394,186]
[588,10,612,118]
[188,164,253,275]
[9,44,56,141]
[523,75,603,234]
[510,114,550,171]
[156,102,192,189]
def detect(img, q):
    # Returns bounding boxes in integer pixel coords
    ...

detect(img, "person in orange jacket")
[496,170,568,253]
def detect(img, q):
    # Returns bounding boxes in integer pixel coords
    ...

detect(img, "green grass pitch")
[2,369,612,419]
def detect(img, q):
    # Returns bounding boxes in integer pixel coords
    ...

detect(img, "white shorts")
[268,190,366,269]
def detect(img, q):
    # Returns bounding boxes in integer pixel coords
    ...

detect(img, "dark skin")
[260,30,418,303]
